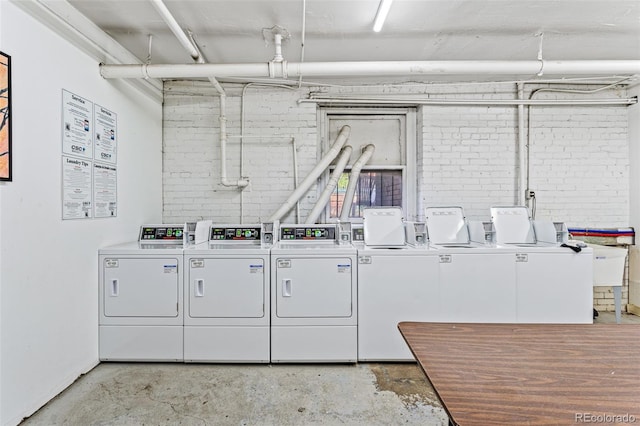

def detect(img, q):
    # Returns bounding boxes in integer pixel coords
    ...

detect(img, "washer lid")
[363,207,405,247]
[425,206,470,244]
[491,206,536,244]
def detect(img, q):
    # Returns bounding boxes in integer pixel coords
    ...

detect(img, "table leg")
[614,285,622,324]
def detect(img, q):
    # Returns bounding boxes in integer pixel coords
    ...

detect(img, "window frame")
[318,107,417,223]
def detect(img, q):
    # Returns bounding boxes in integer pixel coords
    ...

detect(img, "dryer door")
[275,257,352,318]
[188,258,265,318]
[103,258,179,317]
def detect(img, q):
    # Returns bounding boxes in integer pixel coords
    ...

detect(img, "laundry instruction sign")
[61,89,118,219]
[62,156,92,219]
[94,104,117,164]
[62,90,93,159]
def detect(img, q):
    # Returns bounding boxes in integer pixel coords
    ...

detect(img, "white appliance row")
[98,222,357,363]
[270,224,357,363]
[356,206,594,361]
[184,224,271,363]
[99,207,593,364]
[99,225,187,362]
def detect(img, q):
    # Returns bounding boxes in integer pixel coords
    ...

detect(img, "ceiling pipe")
[298,0,306,88]
[306,145,353,224]
[273,33,285,62]
[268,125,351,223]
[13,0,162,100]
[100,60,640,80]
[373,0,394,33]
[149,0,248,189]
[300,97,636,106]
[149,0,200,60]
[339,144,376,221]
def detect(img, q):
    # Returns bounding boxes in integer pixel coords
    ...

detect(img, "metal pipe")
[148,1,247,192]
[268,125,351,222]
[218,94,249,188]
[300,97,636,106]
[306,146,353,224]
[14,0,162,99]
[298,0,306,88]
[149,0,200,60]
[517,83,526,206]
[339,144,376,221]
[100,60,640,79]
[292,138,300,223]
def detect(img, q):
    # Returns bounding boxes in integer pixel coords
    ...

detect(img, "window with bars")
[321,108,416,221]
[330,170,403,218]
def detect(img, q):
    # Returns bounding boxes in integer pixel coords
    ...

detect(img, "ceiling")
[67,0,640,84]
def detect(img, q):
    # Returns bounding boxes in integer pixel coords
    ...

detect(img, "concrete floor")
[21,363,447,426]
[21,312,639,426]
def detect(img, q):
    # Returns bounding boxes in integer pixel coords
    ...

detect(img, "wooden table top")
[398,322,640,426]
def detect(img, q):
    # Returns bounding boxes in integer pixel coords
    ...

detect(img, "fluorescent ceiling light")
[373,0,394,32]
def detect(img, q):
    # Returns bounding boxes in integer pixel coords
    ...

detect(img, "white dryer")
[357,208,440,361]
[183,224,272,363]
[98,224,187,361]
[270,224,357,363]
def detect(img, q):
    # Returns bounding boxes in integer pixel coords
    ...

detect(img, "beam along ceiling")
[68,0,640,83]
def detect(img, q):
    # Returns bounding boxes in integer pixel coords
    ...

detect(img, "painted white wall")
[421,85,630,226]
[629,84,640,231]
[0,3,4,423]
[163,82,318,224]
[163,81,631,228]
[0,3,162,425]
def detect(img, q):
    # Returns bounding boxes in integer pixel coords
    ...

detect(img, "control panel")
[280,226,336,241]
[210,227,261,241]
[139,225,184,241]
[352,227,365,242]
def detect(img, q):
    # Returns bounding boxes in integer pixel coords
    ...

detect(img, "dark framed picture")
[1,51,11,181]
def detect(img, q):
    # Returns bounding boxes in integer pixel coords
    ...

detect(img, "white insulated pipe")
[149,0,246,189]
[100,60,640,80]
[517,83,526,206]
[292,138,300,223]
[268,125,351,222]
[273,34,284,62]
[219,94,249,188]
[305,145,353,224]
[339,144,376,221]
[301,97,635,106]
[149,0,200,60]
[149,0,225,92]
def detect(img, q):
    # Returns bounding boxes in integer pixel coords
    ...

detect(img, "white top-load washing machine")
[270,224,357,363]
[99,224,188,361]
[425,206,518,323]
[356,207,439,361]
[182,223,273,363]
[490,206,593,323]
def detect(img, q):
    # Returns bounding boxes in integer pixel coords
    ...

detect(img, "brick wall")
[420,103,519,220]
[163,80,631,311]
[418,84,629,226]
[163,81,318,223]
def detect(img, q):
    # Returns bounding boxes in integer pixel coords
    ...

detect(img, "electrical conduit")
[305,145,353,224]
[268,125,351,222]
[517,82,527,205]
[339,144,375,221]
